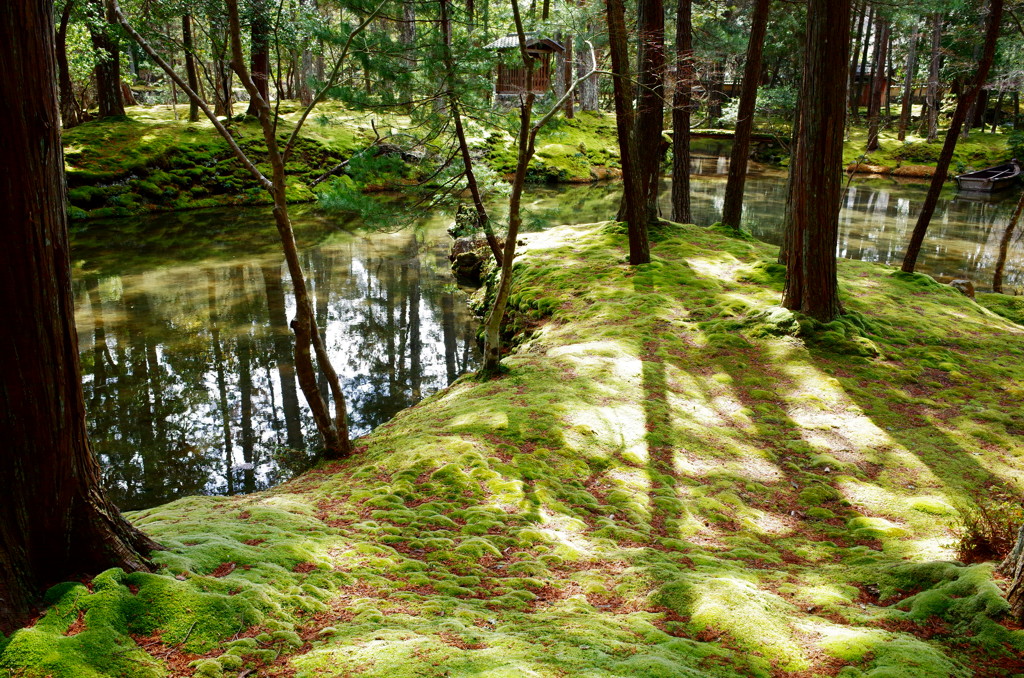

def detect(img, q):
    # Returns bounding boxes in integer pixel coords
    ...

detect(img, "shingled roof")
[483,34,564,52]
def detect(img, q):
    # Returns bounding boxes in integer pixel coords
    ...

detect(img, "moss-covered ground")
[63,101,1014,220]
[4,220,1024,677]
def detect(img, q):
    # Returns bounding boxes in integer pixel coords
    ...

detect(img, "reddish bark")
[0,0,157,633]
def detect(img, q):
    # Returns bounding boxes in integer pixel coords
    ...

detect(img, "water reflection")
[72,164,1023,509]
[73,209,479,510]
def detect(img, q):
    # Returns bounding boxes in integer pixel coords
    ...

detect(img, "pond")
[72,162,1023,509]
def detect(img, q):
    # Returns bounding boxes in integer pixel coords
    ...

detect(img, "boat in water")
[954,159,1021,193]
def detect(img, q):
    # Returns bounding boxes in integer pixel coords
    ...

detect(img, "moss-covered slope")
[5,222,1024,678]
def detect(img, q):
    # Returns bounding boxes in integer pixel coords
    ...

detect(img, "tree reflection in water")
[72,172,1022,509]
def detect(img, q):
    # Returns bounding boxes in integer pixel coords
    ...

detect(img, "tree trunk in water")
[992,190,1024,293]
[606,0,649,263]
[671,0,693,224]
[89,0,126,118]
[925,12,942,143]
[901,0,1003,273]
[781,0,851,322]
[866,15,889,152]
[57,0,81,127]
[246,0,271,116]
[183,15,201,122]
[261,264,304,450]
[897,17,920,141]
[0,0,158,632]
[721,0,770,230]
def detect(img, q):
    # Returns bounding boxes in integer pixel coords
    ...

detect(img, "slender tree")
[721,0,771,230]
[245,0,271,116]
[992,189,1024,294]
[88,0,126,117]
[670,0,694,224]
[182,14,201,122]
[924,12,942,142]
[0,0,159,632]
[57,0,82,127]
[606,0,649,263]
[901,0,1004,273]
[781,0,852,322]
[865,13,890,151]
[897,17,921,141]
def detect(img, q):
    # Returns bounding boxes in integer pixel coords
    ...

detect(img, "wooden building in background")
[485,34,564,96]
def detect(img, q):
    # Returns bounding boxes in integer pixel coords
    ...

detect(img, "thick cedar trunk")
[57,0,82,128]
[670,0,693,224]
[634,0,666,223]
[0,0,157,633]
[1005,527,1024,622]
[897,18,920,141]
[781,0,851,322]
[865,15,889,152]
[901,0,1003,273]
[245,0,271,116]
[89,0,126,118]
[721,0,770,230]
[925,12,942,142]
[606,0,649,263]
[992,190,1024,294]
[183,15,200,122]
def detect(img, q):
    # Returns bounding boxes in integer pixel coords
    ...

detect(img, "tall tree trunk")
[721,0,771,230]
[781,0,852,322]
[89,0,126,118]
[57,0,82,127]
[897,17,920,141]
[633,0,666,223]
[563,35,575,118]
[866,15,890,151]
[578,37,599,111]
[606,0,649,263]
[925,12,942,143]
[853,3,874,120]
[245,0,271,116]
[671,0,693,224]
[400,0,416,105]
[848,0,868,118]
[990,89,1004,132]
[0,0,157,632]
[901,0,1003,273]
[992,190,1024,294]
[183,14,200,122]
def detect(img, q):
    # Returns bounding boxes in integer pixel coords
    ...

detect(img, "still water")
[72,164,1023,509]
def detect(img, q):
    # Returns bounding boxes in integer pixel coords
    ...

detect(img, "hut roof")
[483,34,564,52]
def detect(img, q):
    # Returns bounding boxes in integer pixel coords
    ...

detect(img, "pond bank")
[62,103,1013,221]
[5,220,1024,677]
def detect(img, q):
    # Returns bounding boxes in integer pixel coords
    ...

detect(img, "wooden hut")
[485,34,564,95]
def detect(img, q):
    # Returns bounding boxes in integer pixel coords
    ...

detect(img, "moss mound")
[4,222,1024,677]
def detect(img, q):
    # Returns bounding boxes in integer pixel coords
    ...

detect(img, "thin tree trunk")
[89,0,126,118]
[0,0,158,632]
[781,0,852,321]
[563,35,574,118]
[866,15,890,151]
[901,0,1003,273]
[606,0,649,263]
[898,18,920,141]
[183,15,200,122]
[671,0,693,224]
[993,190,1024,294]
[854,3,874,120]
[57,0,82,127]
[990,89,1004,133]
[245,0,271,116]
[848,0,868,118]
[778,101,802,265]
[925,12,942,143]
[721,0,771,230]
